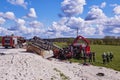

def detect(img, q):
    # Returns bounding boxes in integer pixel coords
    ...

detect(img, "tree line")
[45,36,120,46]
[0,36,120,46]
[89,36,120,46]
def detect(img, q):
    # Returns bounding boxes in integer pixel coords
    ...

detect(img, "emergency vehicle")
[2,35,25,48]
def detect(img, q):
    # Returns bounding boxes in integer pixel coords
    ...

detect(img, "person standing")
[109,52,114,61]
[83,52,87,64]
[88,52,92,62]
[102,52,106,64]
[92,52,95,62]
[106,53,109,63]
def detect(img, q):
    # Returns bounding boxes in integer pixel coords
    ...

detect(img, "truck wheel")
[12,46,15,48]
[5,46,8,48]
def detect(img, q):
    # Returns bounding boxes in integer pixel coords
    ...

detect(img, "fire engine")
[2,35,25,48]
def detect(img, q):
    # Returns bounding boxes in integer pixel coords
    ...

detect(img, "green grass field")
[90,45,120,71]
[54,42,120,71]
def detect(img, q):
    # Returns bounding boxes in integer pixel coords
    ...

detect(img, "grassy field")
[90,45,120,71]
[54,42,120,71]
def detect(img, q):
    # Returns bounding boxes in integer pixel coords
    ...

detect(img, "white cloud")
[67,17,84,29]
[95,24,104,35]
[27,8,37,18]
[0,17,6,24]
[83,27,96,35]
[47,16,106,38]
[48,21,69,33]
[47,17,74,38]
[5,17,45,38]
[0,27,13,35]
[105,15,120,27]
[61,0,86,17]
[7,0,27,8]
[111,28,120,34]
[0,12,3,16]
[0,12,15,20]
[85,7,107,20]
[113,5,120,15]
[17,18,25,25]
[4,12,15,20]
[100,2,106,8]
[29,21,43,28]
[0,11,15,20]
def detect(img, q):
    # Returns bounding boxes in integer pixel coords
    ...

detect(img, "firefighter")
[88,52,92,62]
[92,52,95,62]
[106,53,109,63]
[83,52,87,64]
[70,45,74,57]
[102,52,106,64]
[109,52,114,61]
[76,47,80,59]
[73,47,77,58]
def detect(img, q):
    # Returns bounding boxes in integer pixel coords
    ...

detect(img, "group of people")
[88,52,96,62]
[102,52,114,64]
[81,52,96,65]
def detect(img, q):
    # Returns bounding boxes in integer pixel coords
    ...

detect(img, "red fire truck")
[2,36,25,48]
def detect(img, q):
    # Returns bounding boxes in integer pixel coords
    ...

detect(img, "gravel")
[0,48,120,80]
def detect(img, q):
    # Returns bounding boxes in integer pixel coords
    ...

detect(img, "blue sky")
[0,0,120,38]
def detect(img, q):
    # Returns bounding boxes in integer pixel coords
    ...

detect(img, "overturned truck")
[26,36,61,58]
[26,35,91,60]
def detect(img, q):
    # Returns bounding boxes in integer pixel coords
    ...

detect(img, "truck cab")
[2,36,19,48]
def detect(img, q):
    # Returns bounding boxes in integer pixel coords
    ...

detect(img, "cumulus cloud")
[67,17,84,29]
[82,26,96,35]
[0,17,6,24]
[0,27,13,35]
[5,12,15,20]
[47,17,74,38]
[61,0,86,17]
[100,2,106,8]
[113,5,120,15]
[15,19,44,37]
[49,12,120,38]
[0,12,3,16]
[17,18,25,25]
[105,15,120,27]
[29,21,43,28]
[7,0,27,8]
[5,17,45,38]
[49,17,69,32]
[85,7,107,20]
[27,8,37,18]
[0,12,15,20]
[47,16,106,38]
[8,18,26,31]
[111,28,120,34]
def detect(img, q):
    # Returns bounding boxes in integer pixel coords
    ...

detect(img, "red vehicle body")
[72,35,90,55]
[53,35,91,59]
[2,36,25,48]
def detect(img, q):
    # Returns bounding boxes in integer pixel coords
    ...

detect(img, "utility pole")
[76,28,79,37]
